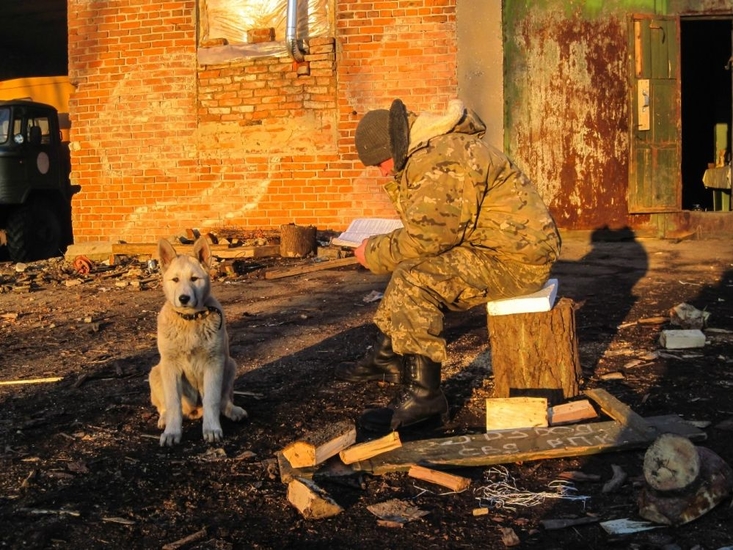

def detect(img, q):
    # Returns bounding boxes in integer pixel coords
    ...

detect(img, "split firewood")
[485,397,548,431]
[287,477,343,520]
[339,431,402,465]
[602,464,628,493]
[407,464,471,493]
[281,420,356,469]
[638,434,733,525]
[549,399,598,426]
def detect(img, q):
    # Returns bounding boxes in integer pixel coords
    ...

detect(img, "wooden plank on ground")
[265,257,358,280]
[348,415,706,475]
[66,242,280,262]
[584,388,658,440]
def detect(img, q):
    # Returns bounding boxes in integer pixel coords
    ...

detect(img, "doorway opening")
[680,18,732,212]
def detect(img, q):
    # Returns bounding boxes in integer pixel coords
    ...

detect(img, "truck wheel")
[6,201,64,262]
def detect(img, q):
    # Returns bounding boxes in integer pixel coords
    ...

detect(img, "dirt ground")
[1,229,733,550]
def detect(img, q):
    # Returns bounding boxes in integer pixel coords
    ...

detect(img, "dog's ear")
[193,237,212,268]
[158,239,177,271]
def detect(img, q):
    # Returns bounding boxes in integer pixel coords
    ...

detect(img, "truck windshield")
[0,107,9,144]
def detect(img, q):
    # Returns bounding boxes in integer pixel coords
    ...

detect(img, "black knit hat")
[355,109,391,166]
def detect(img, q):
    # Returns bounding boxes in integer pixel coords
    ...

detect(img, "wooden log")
[280,223,317,258]
[287,477,343,520]
[488,297,581,405]
[281,420,356,469]
[407,465,471,492]
[339,431,402,465]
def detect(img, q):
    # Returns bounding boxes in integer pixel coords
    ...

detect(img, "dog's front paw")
[203,427,224,443]
[227,405,248,422]
[160,430,182,447]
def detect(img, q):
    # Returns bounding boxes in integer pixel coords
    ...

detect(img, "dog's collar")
[175,305,223,330]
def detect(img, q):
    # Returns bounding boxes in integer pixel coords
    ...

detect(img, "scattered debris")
[670,302,710,329]
[161,528,208,550]
[602,464,628,493]
[498,526,521,546]
[540,516,599,530]
[265,256,358,280]
[366,499,429,525]
[600,518,661,535]
[474,466,590,511]
[557,471,602,483]
[101,516,135,525]
[362,290,384,303]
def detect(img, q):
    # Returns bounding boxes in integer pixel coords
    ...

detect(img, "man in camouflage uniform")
[337,99,561,432]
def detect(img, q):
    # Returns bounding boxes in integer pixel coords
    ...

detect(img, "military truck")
[0,99,79,262]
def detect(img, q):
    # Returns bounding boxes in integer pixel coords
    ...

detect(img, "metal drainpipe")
[286,0,306,62]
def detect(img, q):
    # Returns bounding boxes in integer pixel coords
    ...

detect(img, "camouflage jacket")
[364,100,561,275]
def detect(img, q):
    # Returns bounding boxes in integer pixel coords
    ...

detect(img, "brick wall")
[67,0,458,243]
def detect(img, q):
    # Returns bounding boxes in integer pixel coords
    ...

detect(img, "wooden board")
[65,242,280,262]
[584,388,658,440]
[348,415,706,475]
[265,257,358,280]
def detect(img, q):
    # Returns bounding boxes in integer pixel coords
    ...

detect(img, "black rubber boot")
[359,354,449,432]
[335,332,403,383]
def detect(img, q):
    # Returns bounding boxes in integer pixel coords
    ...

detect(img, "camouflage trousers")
[373,246,553,363]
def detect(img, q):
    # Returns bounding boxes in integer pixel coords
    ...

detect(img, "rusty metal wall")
[504,2,650,230]
[504,0,733,231]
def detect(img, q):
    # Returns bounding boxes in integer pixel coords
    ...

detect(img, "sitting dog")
[149,237,247,446]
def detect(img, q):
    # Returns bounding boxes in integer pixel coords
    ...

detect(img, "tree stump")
[280,223,317,258]
[488,297,580,405]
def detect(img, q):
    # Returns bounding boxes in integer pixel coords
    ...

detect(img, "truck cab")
[0,99,79,262]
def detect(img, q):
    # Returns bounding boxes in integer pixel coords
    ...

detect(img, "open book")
[331,218,403,248]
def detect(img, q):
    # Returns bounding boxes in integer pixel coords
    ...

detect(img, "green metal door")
[628,15,681,213]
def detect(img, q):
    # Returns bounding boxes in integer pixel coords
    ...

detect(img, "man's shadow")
[549,225,649,374]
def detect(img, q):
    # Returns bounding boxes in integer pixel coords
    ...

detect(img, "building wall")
[456,1,504,150]
[67,0,459,243]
